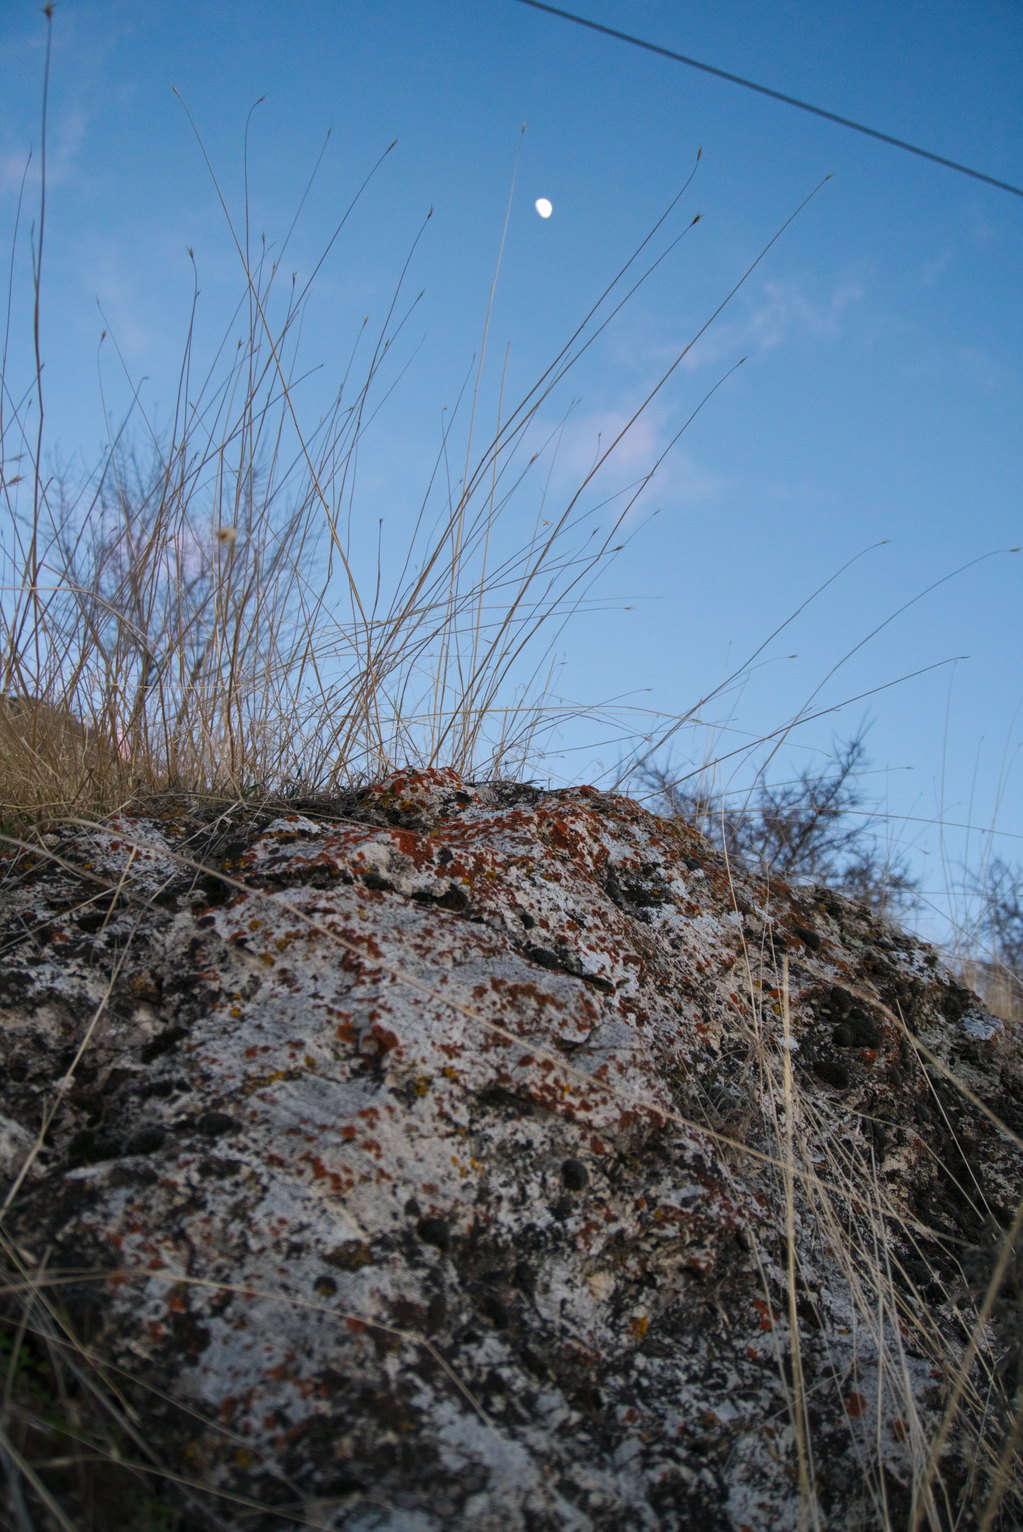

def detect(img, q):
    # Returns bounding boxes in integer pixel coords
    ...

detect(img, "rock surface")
[0,767,1021,1530]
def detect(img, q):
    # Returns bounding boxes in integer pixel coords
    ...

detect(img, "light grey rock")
[0,766,1020,1529]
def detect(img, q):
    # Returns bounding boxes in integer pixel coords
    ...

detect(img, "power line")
[514,0,1023,199]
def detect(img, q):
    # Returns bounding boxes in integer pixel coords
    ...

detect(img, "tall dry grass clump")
[0,695,123,814]
[1,21,821,828]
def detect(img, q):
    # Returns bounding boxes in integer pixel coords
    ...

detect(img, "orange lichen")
[753,1298,775,1331]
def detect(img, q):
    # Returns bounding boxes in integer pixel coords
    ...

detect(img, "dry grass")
[0,696,124,814]
[1,26,831,830]
[957,960,1023,1025]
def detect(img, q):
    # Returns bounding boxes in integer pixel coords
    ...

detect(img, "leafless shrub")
[639,731,920,918]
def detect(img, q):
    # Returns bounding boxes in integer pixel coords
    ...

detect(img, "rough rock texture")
[1,767,1021,1530]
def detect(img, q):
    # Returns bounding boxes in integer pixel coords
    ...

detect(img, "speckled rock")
[1,768,1021,1530]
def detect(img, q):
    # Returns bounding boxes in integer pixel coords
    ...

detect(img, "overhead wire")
[514,0,1023,199]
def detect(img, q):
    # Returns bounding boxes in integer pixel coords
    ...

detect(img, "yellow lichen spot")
[414,1077,432,1096]
[629,1311,650,1341]
[243,1068,294,1095]
[587,1270,615,1302]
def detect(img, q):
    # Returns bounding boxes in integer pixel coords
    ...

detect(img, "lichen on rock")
[1,768,1020,1529]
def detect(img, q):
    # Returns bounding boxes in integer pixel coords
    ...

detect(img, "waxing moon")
[534,197,553,219]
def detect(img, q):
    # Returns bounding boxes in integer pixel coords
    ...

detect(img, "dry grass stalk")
[0,696,126,818]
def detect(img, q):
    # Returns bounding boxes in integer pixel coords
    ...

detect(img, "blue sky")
[2,0,1021,945]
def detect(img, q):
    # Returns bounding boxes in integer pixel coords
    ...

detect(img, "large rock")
[1,768,1020,1529]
